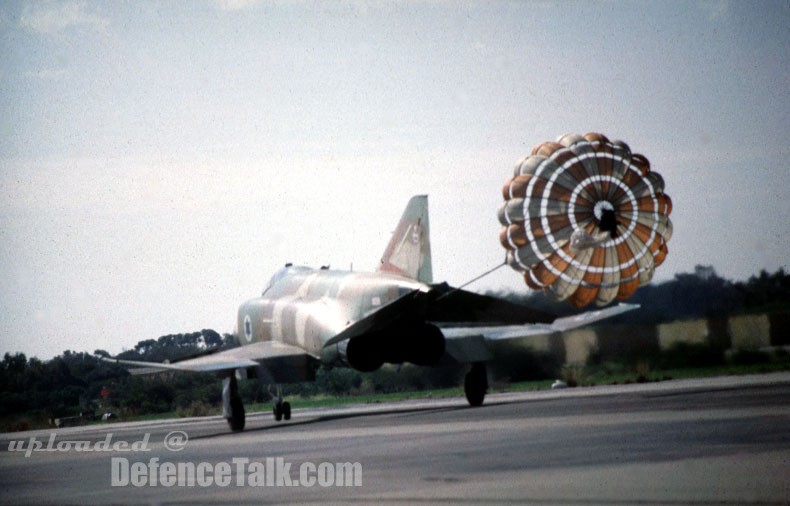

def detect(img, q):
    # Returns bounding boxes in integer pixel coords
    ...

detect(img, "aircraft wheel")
[464,363,487,407]
[282,401,291,421]
[273,403,283,422]
[228,396,245,432]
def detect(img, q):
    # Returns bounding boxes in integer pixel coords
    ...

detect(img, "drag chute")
[498,132,672,307]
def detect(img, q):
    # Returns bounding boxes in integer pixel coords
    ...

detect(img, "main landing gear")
[223,375,245,432]
[271,385,291,422]
[464,362,488,407]
[223,377,292,431]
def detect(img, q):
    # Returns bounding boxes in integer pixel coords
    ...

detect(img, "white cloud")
[20,1,109,34]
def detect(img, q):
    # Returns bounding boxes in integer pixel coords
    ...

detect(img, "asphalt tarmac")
[1,373,789,505]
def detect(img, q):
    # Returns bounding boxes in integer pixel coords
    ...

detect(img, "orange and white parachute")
[498,132,672,307]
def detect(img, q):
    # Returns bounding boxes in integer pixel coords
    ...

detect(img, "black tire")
[464,366,487,407]
[273,403,283,422]
[228,397,245,432]
[282,401,291,421]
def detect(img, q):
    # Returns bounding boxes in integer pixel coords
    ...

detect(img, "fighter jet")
[103,196,636,431]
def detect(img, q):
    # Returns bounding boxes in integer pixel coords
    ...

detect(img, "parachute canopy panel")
[498,132,673,307]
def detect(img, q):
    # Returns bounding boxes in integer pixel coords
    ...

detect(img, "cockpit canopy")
[263,264,313,295]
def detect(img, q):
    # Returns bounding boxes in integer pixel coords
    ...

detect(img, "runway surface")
[2,372,789,505]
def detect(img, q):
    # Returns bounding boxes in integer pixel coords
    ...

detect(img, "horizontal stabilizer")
[427,284,555,324]
[440,303,639,363]
[549,303,640,332]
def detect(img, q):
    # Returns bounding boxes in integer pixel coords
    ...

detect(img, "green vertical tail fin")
[377,195,433,283]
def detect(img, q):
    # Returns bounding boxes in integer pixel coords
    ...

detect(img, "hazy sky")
[1,0,788,360]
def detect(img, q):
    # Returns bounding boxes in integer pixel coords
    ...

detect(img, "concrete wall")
[658,320,709,350]
[514,311,787,365]
[487,311,786,368]
[729,314,771,350]
[563,329,597,364]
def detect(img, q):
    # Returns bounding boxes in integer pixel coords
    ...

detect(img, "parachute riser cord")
[434,260,507,301]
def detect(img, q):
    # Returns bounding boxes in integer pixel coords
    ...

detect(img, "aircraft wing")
[439,303,639,363]
[101,340,315,373]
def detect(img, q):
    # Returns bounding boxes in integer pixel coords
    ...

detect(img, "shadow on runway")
[187,391,577,442]
[188,402,474,442]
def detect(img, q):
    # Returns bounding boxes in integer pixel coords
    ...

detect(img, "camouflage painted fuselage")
[237,265,427,362]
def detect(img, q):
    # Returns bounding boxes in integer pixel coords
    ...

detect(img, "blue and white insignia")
[243,315,253,342]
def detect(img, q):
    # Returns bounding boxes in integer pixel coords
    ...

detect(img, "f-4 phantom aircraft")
[104,196,636,431]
